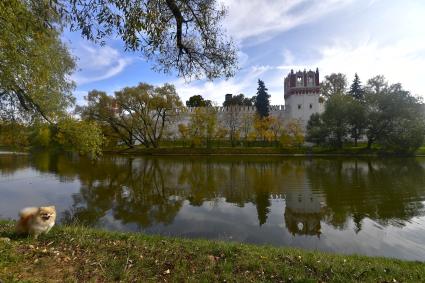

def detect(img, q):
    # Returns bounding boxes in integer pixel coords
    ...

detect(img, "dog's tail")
[19,207,39,218]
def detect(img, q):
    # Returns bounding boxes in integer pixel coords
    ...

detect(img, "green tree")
[53,0,237,80]
[321,94,352,148]
[347,99,367,146]
[349,73,365,101]
[186,95,212,107]
[31,123,52,148]
[0,0,76,122]
[365,75,387,94]
[255,80,270,118]
[223,94,255,107]
[321,73,347,98]
[364,79,425,152]
[306,113,327,145]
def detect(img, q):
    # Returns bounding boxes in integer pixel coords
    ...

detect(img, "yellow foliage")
[279,120,305,147]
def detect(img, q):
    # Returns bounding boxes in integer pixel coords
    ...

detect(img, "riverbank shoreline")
[3,144,425,157]
[104,146,425,157]
[0,221,424,282]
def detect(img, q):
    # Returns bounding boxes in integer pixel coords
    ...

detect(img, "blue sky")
[63,0,425,106]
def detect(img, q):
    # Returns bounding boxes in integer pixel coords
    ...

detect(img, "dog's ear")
[49,205,56,210]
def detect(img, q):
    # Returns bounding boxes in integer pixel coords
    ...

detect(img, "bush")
[57,117,104,157]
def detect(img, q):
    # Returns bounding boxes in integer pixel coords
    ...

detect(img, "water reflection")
[1,152,425,260]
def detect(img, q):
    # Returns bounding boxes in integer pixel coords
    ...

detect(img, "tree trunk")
[367,138,373,149]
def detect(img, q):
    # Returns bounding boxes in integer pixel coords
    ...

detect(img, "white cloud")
[315,38,425,96]
[71,42,133,85]
[221,0,353,43]
[173,35,425,106]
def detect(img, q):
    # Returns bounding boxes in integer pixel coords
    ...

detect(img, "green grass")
[1,221,424,282]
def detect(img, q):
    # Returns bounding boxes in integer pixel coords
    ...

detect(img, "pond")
[1,151,425,261]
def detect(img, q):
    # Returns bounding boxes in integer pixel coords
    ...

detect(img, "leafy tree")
[53,0,237,80]
[178,124,190,141]
[115,83,183,148]
[222,107,241,146]
[78,90,136,148]
[306,113,327,145]
[255,80,270,118]
[80,83,182,148]
[349,73,365,101]
[269,116,282,142]
[31,124,52,148]
[0,0,75,122]
[188,107,217,147]
[365,75,387,94]
[280,120,304,148]
[240,113,253,141]
[223,94,255,107]
[0,121,30,148]
[321,94,352,148]
[347,99,367,146]
[364,80,425,152]
[56,117,104,157]
[186,95,212,107]
[321,73,347,98]
[252,116,274,142]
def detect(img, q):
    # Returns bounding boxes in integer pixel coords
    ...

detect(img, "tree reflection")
[11,152,425,234]
[306,158,425,232]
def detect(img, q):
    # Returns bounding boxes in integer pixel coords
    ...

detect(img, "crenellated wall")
[182,105,286,113]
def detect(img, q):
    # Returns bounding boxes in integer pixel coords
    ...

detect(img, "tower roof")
[284,68,320,99]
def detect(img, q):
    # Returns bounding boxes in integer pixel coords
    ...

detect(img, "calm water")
[1,152,425,261]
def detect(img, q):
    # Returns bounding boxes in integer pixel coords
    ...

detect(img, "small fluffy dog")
[16,206,56,238]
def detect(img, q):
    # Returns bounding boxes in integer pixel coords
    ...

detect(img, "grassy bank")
[1,222,424,282]
[107,145,395,157]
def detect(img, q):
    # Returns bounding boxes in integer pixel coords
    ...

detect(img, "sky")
[63,0,425,106]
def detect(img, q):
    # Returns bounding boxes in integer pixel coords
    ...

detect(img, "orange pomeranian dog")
[16,206,56,239]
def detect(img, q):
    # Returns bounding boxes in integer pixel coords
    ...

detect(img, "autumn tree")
[115,83,183,148]
[269,116,283,142]
[222,107,241,146]
[280,120,304,148]
[56,117,104,157]
[188,107,217,147]
[78,90,136,148]
[177,123,190,146]
[240,113,253,141]
[252,116,274,142]
[52,0,238,80]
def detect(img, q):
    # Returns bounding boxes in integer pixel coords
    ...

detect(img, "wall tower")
[284,68,323,124]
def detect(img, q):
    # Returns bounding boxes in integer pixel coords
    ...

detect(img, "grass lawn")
[1,221,424,282]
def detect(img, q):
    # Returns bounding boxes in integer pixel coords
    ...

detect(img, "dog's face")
[37,206,56,222]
